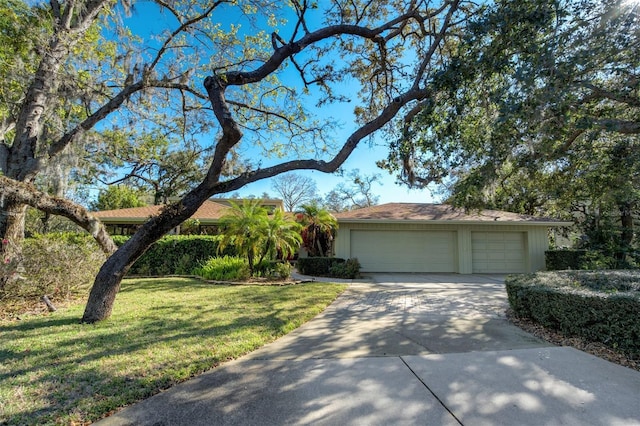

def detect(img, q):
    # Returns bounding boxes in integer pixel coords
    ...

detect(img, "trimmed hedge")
[506,271,640,355]
[113,235,237,276]
[297,257,344,276]
[297,257,361,279]
[545,250,588,270]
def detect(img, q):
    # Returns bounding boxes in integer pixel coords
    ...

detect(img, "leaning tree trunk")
[81,242,138,322]
[81,190,212,322]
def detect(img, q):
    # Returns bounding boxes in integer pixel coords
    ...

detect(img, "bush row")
[296,257,361,279]
[545,249,635,270]
[1,233,106,302]
[506,271,640,356]
[113,235,237,276]
[545,250,589,270]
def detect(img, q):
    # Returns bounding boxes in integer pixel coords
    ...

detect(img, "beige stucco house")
[333,203,571,274]
[94,198,285,235]
[95,199,569,274]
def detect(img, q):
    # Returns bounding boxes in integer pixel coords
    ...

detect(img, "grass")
[0,278,346,425]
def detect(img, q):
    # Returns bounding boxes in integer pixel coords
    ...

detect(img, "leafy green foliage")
[295,204,337,257]
[0,278,346,425]
[91,185,146,211]
[297,257,345,276]
[297,257,361,278]
[193,255,250,281]
[380,0,640,263]
[89,131,214,205]
[328,258,361,279]
[506,271,640,355]
[0,233,106,302]
[254,260,293,280]
[218,200,301,274]
[545,250,589,270]
[112,235,235,276]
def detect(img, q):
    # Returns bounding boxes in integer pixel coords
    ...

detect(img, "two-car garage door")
[350,230,457,273]
[349,230,527,273]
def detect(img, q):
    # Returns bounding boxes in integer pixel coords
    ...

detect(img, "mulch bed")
[506,309,640,372]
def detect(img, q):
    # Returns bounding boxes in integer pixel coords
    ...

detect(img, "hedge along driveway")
[506,270,640,355]
[0,278,347,425]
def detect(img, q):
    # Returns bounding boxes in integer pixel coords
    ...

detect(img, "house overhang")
[96,216,221,225]
[336,219,573,227]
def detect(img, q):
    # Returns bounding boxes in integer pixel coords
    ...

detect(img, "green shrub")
[193,256,250,281]
[1,233,106,302]
[545,250,588,270]
[579,251,618,270]
[255,260,292,280]
[113,235,236,276]
[328,258,361,279]
[297,257,345,276]
[546,249,625,270]
[506,271,640,355]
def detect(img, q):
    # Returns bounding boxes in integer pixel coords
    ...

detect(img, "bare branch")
[148,2,224,71]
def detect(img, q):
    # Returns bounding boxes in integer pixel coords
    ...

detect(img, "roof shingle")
[333,203,563,223]
[94,200,230,221]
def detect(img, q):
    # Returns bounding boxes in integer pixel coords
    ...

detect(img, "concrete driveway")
[96,274,640,426]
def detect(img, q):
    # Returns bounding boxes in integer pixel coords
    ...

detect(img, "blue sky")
[120,2,440,205]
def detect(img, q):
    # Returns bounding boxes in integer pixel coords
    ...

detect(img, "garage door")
[350,230,456,272]
[472,232,526,273]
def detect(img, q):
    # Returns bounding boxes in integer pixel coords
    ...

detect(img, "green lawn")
[0,278,346,425]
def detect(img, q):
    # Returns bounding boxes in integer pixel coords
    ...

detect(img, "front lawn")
[0,278,346,425]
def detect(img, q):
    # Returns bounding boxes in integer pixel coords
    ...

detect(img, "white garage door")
[350,230,456,273]
[472,232,526,273]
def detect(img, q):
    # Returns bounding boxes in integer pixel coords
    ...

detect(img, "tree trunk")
[616,201,634,265]
[81,245,134,322]
[0,200,27,257]
[82,188,212,322]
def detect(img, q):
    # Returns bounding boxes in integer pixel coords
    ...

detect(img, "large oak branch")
[0,176,116,254]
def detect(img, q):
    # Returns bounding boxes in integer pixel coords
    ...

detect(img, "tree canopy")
[324,169,381,212]
[270,173,320,211]
[379,0,640,263]
[0,0,478,322]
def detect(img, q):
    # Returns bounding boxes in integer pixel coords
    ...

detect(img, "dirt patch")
[507,309,640,372]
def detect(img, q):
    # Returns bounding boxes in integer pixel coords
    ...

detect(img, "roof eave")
[336,218,573,226]
[96,217,221,225]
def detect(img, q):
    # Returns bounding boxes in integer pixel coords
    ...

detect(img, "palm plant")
[217,199,268,274]
[295,204,338,257]
[218,199,303,275]
[258,209,302,264]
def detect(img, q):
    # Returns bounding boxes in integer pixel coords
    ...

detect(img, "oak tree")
[1,0,475,322]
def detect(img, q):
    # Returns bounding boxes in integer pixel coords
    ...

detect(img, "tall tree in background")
[324,169,381,212]
[88,130,214,205]
[91,185,146,211]
[1,0,476,322]
[270,173,319,211]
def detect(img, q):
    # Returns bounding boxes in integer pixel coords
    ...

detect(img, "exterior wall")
[334,222,551,274]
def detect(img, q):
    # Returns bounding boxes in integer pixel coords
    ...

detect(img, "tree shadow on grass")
[0,279,341,425]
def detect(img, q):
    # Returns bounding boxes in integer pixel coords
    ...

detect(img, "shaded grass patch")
[0,278,346,425]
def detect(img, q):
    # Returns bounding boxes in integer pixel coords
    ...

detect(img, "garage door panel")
[472,232,526,273]
[351,230,456,273]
